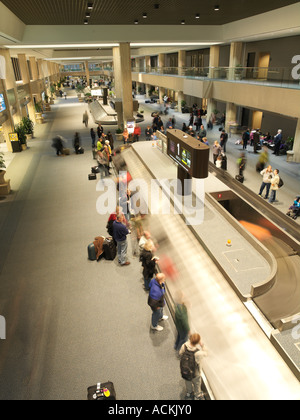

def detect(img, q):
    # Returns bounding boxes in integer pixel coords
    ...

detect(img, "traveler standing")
[140,240,158,291]
[83,111,89,128]
[242,128,250,150]
[174,292,190,353]
[258,165,273,199]
[212,141,222,165]
[253,129,260,154]
[90,128,96,148]
[273,129,283,156]
[145,126,153,141]
[148,273,168,331]
[220,129,228,153]
[269,169,280,204]
[113,214,131,266]
[179,333,208,400]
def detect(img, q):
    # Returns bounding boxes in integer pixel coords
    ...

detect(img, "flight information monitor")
[167,129,209,179]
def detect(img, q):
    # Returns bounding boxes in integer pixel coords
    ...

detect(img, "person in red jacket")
[133,125,141,142]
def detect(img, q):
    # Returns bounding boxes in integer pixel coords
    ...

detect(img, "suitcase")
[88,243,97,261]
[63,148,70,155]
[103,237,116,261]
[235,174,244,183]
[88,173,97,180]
[87,382,116,401]
[91,166,100,174]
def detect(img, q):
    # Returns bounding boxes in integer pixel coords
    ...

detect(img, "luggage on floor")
[77,147,84,154]
[235,174,244,184]
[87,382,116,401]
[91,166,100,174]
[103,237,116,261]
[63,148,70,155]
[88,243,97,261]
[88,173,97,180]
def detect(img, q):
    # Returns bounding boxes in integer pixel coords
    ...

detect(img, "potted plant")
[44,94,51,111]
[50,85,56,104]
[116,128,123,141]
[22,117,34,140]
[15,123,27,151]
[234,64,244,80]
[76,84,85,101]
[35,101,44,124]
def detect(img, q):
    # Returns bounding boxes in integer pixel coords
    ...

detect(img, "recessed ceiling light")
[84,19,89,25]
[195,13,200,19]
[181,20,186,25]
[214,5,220,11]
[85,12,91,18]
[143,13,148,19]
[134,20,139,25]
[87,2,94,9]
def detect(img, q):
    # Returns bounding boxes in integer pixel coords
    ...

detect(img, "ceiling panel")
[1,0,299,26]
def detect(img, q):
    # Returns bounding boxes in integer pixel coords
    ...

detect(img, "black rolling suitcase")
[103,237,116,261]
[88,243,97,261]
[88,173,97,180]
[87,382,116,400]
[235,174,244,184]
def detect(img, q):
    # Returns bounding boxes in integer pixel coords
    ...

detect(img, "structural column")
[85,60,90,87]
[177,91,185,113]
[18,53,36,122]
[293,118,300,162]
[178,50,186,76]
[113,43,134,129]
[228,42,244,80]
[225,102,238,133]
[208,46,220,78]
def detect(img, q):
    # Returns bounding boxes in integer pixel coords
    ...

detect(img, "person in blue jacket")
[148,273,168,331]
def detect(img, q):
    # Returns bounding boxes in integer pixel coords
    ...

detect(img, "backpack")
[180,345,199,381]
[278,177,284,188]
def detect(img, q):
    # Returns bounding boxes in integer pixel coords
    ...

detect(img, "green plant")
[76,84,85,93]
[44,94,49,104]
[35,101,43,113]
[50,85,56,96]
[181,100,186,108]
[0,152,6,169]
[22,117,34,135]
[286,137,294,151]
[15,123,27,145]
[116,128,123,134]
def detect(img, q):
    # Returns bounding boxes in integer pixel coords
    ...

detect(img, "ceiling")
[1,0,299,26]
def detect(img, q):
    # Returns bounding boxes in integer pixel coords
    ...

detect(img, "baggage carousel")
[116,139,300,399]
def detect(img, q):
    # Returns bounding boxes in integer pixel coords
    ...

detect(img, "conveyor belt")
[120,146,300,399]
[209,189,300,329]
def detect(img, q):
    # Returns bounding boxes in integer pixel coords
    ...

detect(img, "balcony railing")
[131,66,300,89]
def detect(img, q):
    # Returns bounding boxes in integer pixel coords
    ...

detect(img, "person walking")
[83,111,89,128]
[174,291,190,353]
[258,165,273,199]
[113,214,131,266]
[179,333,208,400]
[148,273,168,331]
[269,169,280,204]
